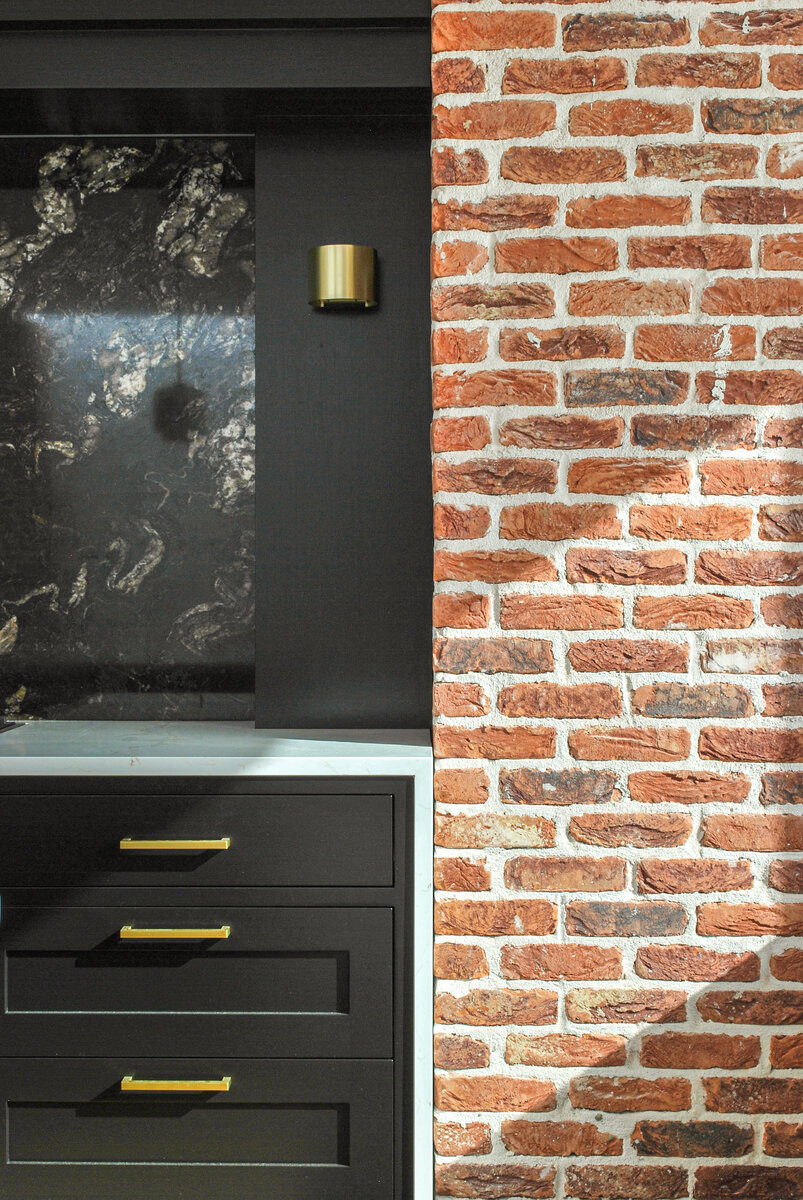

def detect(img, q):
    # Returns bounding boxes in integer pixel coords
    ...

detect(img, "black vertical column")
[255,109,432,727]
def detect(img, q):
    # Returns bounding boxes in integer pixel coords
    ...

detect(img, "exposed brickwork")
[432,4,802,1197]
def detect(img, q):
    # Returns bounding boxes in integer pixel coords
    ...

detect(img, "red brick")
[570,813,693,849]
[701,728,803,763]
[636,144,758,181]
[501,503,620,542]
[703,814,803,852]
[762,594,803,628]
[631,415,755,452]
[435,855,491,891]
[435,1162,556,1199]
[702,186,803,224]
[567,548,686,586]
[569,280,690,316]
[765,684,803,717]
[635,594,754,630]
[432,58,487,96]
[563,14,689,51]
[762,773,803,805]
[435,550,558,583]
[434,682,490,718]
[435,1075,556,1113]
[636,945,759,983]
[704,1077,803,1114]
[500,325,625,363]
[763,233,803,272]
[697,369,803,406]
[434,457,557,495]
[432,417,491,454]
[640,1122,753,1166]
[505,854,626,892]
[501,945,623,982]
[633,682,752,721]
[502,416,623,451]
[434,637,553,675]
[432,282,554,322]
[502,146,626,187]
[433,147,488,190]
[568,457,690,494]
[773,951,803,982]
[631,504,751,541]
[433,12,556,52]
[764,1122,803,1158]
[435,987,558,1027]
[758,504,803,541]
[764,325,803,358]
[703,637,803,674]
[567,194,691,229]
[504,57,627,95]
[434,767,490,805]
[507,1032,626,1068]
[434,369,557,409]
[433,328,489,365]
[635,323,756,362]
[771,860,803,894]
[432,240,488,279]
[566,369,689,408]
[698,903,803,937]
[501,768,621,806]
[705,97,803,135]
[567,900,687,937]
[434,195,557,233]
[697,549,803,585]
[569,1077,691,1113]
[567,988,686,1025]
[434,726,557,761]
[641,1033,760,1070]
[638,858,752,894]
[436,812,555,850]
[700,460,801,494]
[434,594,491,630]
[434,504,491,540]
[567,1165,688,1200]
[629,235,752,270]
[434,1121,492,1157]
[498,682,621,720]
[702,277,803,316]
[503,1119,622,1159]
[435,1033,491,1070]
[769,53,803,89]
[701,10,803,45]
[767,143,803,180]
[433,100,555,142]
[435,943,490,980]
[502,595,623,631]
[569,639,689,674]
[435,899,557,937]
[765,417,803,448]
[630,771,750,805]
[496,236,618,275]
[570,100,693,137]
[635,52,761,88]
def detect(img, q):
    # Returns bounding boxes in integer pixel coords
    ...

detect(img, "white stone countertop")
[0,721,433,775]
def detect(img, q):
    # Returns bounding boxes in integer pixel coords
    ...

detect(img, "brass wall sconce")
[309,244,377,309]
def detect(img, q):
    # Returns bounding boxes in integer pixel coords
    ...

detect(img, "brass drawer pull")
[119,838,231,851]
[121,1076,231,1093]
[120,926,231,940]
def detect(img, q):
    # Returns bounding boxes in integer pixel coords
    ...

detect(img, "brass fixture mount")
[121,1077,232,1093]
[309,244,377,308]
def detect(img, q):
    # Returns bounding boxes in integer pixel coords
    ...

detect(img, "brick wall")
[430,4,803,1199]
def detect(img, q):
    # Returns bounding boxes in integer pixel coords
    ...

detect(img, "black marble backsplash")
[0,138,255,719]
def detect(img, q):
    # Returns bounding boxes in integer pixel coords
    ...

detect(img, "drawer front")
[0,791,393,887]
[0,1058,393,1200]
[0,907,392,1057]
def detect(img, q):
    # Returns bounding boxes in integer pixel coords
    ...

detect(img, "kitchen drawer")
[0,1057,393,1200]
[0,790,393,887]
[0,907,392,1057]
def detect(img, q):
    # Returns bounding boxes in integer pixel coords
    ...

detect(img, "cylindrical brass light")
[309,244,377,308]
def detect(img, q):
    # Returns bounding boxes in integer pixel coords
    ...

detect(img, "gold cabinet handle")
[121,1076,231,1093]
[120,926,231,940]
[119,838,230,851]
